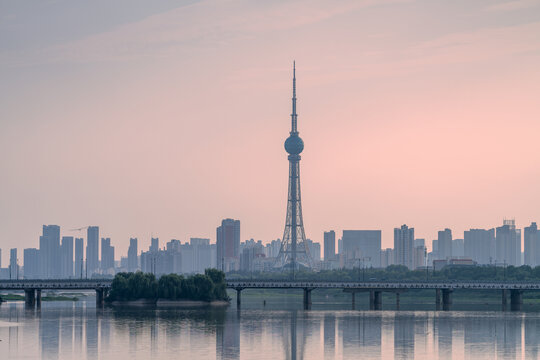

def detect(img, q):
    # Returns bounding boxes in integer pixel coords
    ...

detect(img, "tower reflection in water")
[5,302,540,359]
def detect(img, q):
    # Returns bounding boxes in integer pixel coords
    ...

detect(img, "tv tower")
[275,62,313,271]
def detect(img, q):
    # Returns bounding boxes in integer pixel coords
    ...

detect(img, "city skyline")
[4,217,540,276]
[2,1,540,258]
[0,218,534,266]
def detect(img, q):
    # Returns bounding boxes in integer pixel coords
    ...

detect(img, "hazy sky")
[1,0,540,262]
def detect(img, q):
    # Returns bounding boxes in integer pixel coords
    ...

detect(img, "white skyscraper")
[496,219,521,266]
[464,229,495,265]
[394,224,414,269]
[437,228,452,260]
[342,230,382,268]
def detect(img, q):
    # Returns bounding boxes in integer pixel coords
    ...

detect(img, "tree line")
[228,264,540,282]
[107,269,228,302]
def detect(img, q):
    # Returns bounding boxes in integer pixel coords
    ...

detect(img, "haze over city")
[2,0,540,261]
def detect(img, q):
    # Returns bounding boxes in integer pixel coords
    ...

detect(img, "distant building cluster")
[0,224,219,279]
[1,218,539,279]
[319,219,539,271]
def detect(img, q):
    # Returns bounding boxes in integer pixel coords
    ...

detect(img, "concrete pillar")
[351,292,356,310]
[24,289,35,307]
[396,292,400,310]
[435,288,441,308]
[373,291,382,310]
[36,289,42,308]
[369,290,375,310]
[442,289,453,310]
[96,288,105,307]
[236,289,242,308]
[510,290,523,311]
[502,289,508,310]
[303,289,312,310]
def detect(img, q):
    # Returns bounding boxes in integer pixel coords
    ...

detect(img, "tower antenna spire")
[291,61,297,134]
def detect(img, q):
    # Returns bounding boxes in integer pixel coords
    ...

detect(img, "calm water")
[2,298,540,360]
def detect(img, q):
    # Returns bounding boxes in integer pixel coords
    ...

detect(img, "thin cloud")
[485,0,540,12]
[0,0,413,67]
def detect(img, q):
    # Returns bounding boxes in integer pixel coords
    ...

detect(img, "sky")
[1,0,540,263]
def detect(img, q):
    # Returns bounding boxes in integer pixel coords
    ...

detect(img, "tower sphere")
[284,133,304,155]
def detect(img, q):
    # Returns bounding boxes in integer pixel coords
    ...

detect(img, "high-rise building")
[216,218,240,272]
[342,230,382,268]
[128,238,138,272]
[394,224,414,269]
[452,239,464,258]
[23,248,39,279]
[265,239,281,259]
[464,229,495,265]
[437,229,452,260]
[10,248,18,279]
[240,241,265,272]
[61,236,74,278]
[381,248,394,268]
[86,226,99,276]
[306,239,321,262]
[524,222,539,267]
[414,239,426,268]
[40,225,61,278]
[101,238,115,273]
[190,238,214,273]
[75,238,84,279]
[413,245,426,269]
[432,239,439,260]
[324,231,336,261]
[275,63,313,270]
[496,219,521,266]
[150,238,159,252]
[414,239,425,248]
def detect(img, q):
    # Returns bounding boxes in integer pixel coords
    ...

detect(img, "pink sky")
[1,0,540,261]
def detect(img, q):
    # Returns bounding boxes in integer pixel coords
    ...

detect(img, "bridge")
[1,279,539,310]
[0,279,112,307]
[226,280,540,310]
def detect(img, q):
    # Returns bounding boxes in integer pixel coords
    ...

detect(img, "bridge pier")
[396,292,400,310]
[374,291,382,310]
[303,288,312,310]
[36,289,42,308]
[24,289,35,307]
[96,288,105,307]
[369,290,382,310]
[435,288,441,308]
[442,289,453,310]
[502,289,508,310]
[236,288,242,308]
[351,292,355,310]
[510,289,523,311]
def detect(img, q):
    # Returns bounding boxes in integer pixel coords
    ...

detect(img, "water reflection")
[217,311,240,359]
[2,302,540,359]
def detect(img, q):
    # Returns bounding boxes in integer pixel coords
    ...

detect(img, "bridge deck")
[0,280,112,290]
[2,279,540,291]
[226,281,540,290]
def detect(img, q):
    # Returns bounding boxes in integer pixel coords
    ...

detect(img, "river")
[1,295,540,359]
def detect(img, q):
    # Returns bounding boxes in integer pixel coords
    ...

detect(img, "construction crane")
[68,226,89,279]
[69,226,89,232]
